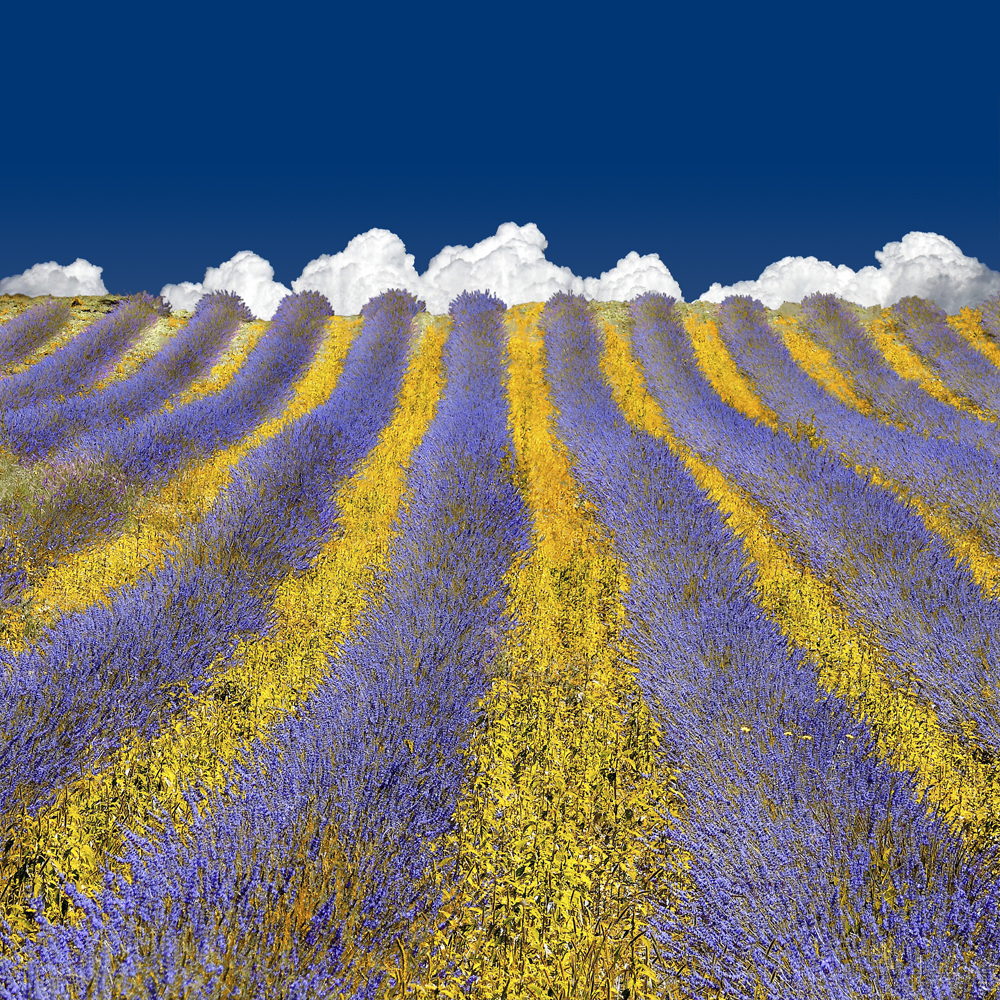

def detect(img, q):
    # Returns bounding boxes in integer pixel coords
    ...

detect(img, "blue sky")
[1,0,995,311]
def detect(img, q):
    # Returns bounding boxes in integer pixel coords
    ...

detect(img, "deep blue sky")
[1,0,995,300]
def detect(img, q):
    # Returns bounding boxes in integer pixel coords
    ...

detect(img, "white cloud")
[582,250,683,302]
[18,224,956,320]
[291,229,424,314]
[165,223,685,319]
[0,258,107,297]
[419,222,587,314]
[160,250,290,320]
[697,232,1000,313]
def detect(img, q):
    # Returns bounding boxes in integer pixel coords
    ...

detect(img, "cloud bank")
[290,222,682,316]
[698,232,1000,314]
[156,223,681,318]
[4,227,997,318]
[0,258,107,297]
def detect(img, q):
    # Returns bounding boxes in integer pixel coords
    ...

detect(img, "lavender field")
[0,286,998,999]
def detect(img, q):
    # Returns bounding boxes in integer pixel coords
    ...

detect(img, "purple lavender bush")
[627,292,1000,764]
[980,294,1000,341]
[799,292,1000,456]
[719,293,1000,581]
[65,292,327,490]
[0,450,143,614]
[0,298,71,369]
[0,294,166,412]
[0,290,331,611]
[892,295,1000,415]
[0,292,417,937]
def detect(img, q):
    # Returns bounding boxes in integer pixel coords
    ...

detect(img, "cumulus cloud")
[0,258,107,297]
[160,250,290,320]
[291,229,423,314]
[144,225,1000,319]
[582,250,683,302]
[419,222,587,314]
[697,232,1000,313]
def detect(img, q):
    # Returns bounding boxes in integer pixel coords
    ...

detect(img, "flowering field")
[0,286,999,999]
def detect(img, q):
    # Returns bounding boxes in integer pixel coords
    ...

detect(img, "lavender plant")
[0,291,252,463]
[718,294,1000,559]
[799,293,1000,455]
[892,296,1000,414]
[67,292,328,488]
[0,298,71,369]
[981,294,1000,341]
[194,289,417,576]
[0,292,417,933]
[0,450,143,620]
[0,294,167,411]
[0,292,316,616]
[0,294,251,616]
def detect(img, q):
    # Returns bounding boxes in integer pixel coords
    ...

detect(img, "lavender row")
[0,295,244,611]
[194,289,425,577]
[629,294,1000,756]
[891,296,1000,414]
[0,452,149,615]
[798,293,1000,457]
[0,291,531,997]
[69,292,326,488]
[717,294,1000,558]
[0,294,167,412]
[0,291,417,833]
[981,294,1000,341]
[0,292,250,463]
[543,292,1000,999]
[0,298,71,370]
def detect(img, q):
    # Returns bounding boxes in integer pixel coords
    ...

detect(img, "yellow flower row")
[395,305,684,999]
